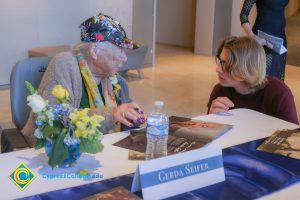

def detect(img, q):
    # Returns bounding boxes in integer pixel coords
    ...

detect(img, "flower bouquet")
[25,81,104,168]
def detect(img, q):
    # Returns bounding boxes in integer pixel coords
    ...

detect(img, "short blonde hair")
[216,36,267,91]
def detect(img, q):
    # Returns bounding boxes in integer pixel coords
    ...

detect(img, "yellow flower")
[75,129,89,138]
[90,115,104,127]
[71,108,104,139]
[69,112,78,123]
[70,108,90,123]
[76,121,86,131]
[51,85,69,100]
[76,108,90,117]
[113,83,121,94]
[81,116,90,124]
[75,129,82,138]
[78,168,90,175]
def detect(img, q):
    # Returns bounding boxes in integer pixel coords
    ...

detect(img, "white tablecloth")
[1,109,299,199]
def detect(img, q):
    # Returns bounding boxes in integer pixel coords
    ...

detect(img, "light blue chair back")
[10,57,51,129]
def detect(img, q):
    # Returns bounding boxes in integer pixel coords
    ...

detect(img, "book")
[257,129,300,160]
[81,186,141,200]
[113,116,233,160]
[257,30,287,55]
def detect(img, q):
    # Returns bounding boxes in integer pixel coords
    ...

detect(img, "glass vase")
[45,138,81,168]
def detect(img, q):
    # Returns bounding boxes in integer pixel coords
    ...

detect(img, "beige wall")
[286,0,300,18]
[156,0,196,48]
[0,0,133,86]
[194,0,232,56]
[194,0,215,55]
[212,0,232,54]
[132,0,155,65]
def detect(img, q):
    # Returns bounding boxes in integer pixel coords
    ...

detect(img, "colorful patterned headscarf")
[79,13,141,49]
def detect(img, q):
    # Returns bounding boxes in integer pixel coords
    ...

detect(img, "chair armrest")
[1,128,30,153]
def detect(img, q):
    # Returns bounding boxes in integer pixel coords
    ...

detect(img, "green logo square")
[9,162,36,190]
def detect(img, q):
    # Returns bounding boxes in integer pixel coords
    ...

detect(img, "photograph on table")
[113,116,233,160]
[257,128,300,160]
[169,116,232,142]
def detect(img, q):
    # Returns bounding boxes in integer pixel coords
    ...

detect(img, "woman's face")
[216,48,249,94]
[90,42,127,76]
[216,49,237,87]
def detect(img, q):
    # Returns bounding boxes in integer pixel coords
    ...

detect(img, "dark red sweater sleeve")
[264,78,299,124]
[207,84,224,114]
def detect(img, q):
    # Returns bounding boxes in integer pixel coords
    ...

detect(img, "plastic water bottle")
[145,101,169,160]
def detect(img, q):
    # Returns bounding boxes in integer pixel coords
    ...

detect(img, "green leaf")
[34,139,45,150]
[25,81,37,95]
[42,122,64,138]
[48,130,68,168]
[79,138,104,154]
[53,120,65,129]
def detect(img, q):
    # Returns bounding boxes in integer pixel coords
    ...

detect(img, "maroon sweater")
[207,77,299,124]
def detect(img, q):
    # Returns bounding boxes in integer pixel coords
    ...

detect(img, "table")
[1,109,299,199]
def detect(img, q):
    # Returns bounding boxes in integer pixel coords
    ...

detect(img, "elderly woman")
[22,13,146,146]
[207,36,298,124]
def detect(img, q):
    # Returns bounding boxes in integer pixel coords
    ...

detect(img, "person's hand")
[113,102,146,127]
[209,97,234,114]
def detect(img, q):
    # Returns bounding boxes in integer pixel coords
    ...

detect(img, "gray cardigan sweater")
[22,52,131,147]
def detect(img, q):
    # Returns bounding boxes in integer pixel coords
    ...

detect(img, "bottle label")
[147,124,169,136]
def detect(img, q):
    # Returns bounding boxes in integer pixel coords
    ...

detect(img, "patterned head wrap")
[79,13,141,49]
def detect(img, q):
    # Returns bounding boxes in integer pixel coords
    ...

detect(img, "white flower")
[34,128,43,139]
[27,94,46,113]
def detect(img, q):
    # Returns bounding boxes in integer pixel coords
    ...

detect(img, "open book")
[113,116,233,160]
[257,128,300,160]
[258,30,287,55]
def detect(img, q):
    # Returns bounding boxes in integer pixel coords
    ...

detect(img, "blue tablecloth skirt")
[21,139,300,200]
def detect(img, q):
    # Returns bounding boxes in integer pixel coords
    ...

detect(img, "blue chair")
[1,57,51,153]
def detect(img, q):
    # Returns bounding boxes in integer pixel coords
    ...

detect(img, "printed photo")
[257,129,300,160]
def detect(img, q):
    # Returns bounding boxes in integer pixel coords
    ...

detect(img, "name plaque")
[131,146,225,200]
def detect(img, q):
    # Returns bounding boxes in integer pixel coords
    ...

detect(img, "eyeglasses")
[215,55,226,71]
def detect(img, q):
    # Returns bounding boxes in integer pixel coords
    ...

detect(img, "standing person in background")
[240,0,289,80]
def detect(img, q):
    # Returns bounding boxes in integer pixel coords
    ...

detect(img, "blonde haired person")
[207,36,298,124]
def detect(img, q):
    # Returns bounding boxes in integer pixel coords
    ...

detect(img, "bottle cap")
[154,101,164,109]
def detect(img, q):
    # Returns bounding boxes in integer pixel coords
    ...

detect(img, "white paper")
[258,30,287,55]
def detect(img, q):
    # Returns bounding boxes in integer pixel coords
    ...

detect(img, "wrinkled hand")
[113,102,147,127]
[209,97,234,114]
